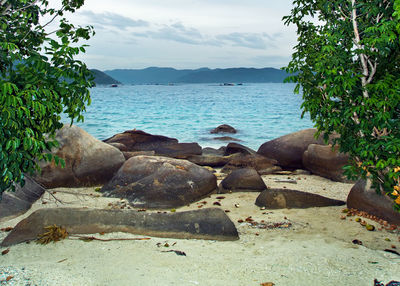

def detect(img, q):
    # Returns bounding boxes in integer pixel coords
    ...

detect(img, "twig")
[69,235,151,242]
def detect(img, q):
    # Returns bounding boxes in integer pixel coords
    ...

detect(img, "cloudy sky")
[48,0,297,70]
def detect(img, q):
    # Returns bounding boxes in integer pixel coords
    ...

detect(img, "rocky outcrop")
[35,125,125,188]
[257,129,330,169]
[221,153,277,173]
[0,176,46,222]
[303,144,350,182]
[224,142,256,156]
[0,208,239,247]
[104,130,201,159]
[220,168,267,193]
[255,189,345,209]
[101,156,217,208]
[186,154,232,167]
[210,124,237,134]
[347,180,400,226]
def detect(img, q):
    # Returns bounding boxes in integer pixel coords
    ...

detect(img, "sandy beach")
[1,173,399,285]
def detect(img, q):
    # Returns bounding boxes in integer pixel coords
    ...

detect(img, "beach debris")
[384,249,400,256]
[260,207,266,210]
[260,282,274,286]
[0,227,13,232]
[273,178,297,184]
[224,210,230,213]
[216,196,225,200]
[170,209,176,213]
[164,243,170,247]
[6,276,13,282]
[368,261,378,264]
[162,250,186,256]
[37,225,69,244]
[392,245,397,249]
[57,258,68,263]
[94,187,101,192]
[352,239,363,245]
[374,280,400,286]
[345,208,398,233]
[72,235,150,242]
[1,248,10,255]
[234,203,240,208]
[366,224,375,231]
[213,201,221,206]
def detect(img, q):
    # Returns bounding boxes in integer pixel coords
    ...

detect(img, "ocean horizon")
[67,83,314,150]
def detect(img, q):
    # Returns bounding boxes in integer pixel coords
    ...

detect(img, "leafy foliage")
[284,0,400,210]
[0,0,94,193]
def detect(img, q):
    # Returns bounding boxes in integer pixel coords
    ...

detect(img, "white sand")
[1,173,399,286]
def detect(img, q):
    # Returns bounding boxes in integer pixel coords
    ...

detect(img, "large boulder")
[104,130,201,159]
[220,168,267,193]
[186,154,232,167]
[347,180,400,226]
[101,156,217,208]
[224,142,256,156]
[35,125,125,188]
[0,208,239,247]
[257,129,330,169]
[221,153,277,173]
[210,124,237,134]
[303,144,350,182]
[255,189,345,209]
[0,176,46,222]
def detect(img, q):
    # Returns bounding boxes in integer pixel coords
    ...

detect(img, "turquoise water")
[69,83,313,150]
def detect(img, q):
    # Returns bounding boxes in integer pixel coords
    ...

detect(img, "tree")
[0,0,94,194]
[283,0,400,210]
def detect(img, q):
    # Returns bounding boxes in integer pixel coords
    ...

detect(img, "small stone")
[365,224,375,231]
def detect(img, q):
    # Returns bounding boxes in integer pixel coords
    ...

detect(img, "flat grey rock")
[1,208,239,247]
[255,189,345,209]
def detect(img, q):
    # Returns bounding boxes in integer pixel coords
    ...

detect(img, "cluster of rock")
[1,124,399,245]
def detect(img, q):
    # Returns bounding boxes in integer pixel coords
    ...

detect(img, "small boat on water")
[110,84,118,87]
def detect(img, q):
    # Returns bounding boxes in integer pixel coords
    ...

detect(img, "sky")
[47,0,297,70]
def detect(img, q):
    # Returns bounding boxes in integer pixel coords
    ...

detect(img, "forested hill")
[91,69,121,85]
[104,67,289,84]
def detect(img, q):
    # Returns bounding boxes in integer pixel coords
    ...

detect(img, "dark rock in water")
[34,125,125,188]
[104,130,201,159]
[303,144,350,182]
[224,142,256,156]
[0,208,239,247]
[257,128,332,169]
[105,129,177,150]
[222,153,277,173]
[101,156,217,209]
[255,189,345,209]
[122,151,156,160]
[347,180,400,226]
[213,136,241,142]
[154,142,202,159]
[0,176,46,222]
[210,124,237,134]
[220,168,267,193]
[187,154,231,167]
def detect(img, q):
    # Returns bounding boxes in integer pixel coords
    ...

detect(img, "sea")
[68,83,314,151]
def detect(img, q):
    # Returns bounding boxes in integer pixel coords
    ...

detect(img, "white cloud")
[51,0,297,69]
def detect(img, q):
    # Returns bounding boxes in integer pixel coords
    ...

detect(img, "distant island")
[100,67,289,85]
[91,69,121,85]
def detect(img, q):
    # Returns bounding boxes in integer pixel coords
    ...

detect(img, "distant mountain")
[91,69,121,85]
[104,67,288,84]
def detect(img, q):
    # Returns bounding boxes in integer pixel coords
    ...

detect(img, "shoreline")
[1,173,399,285]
